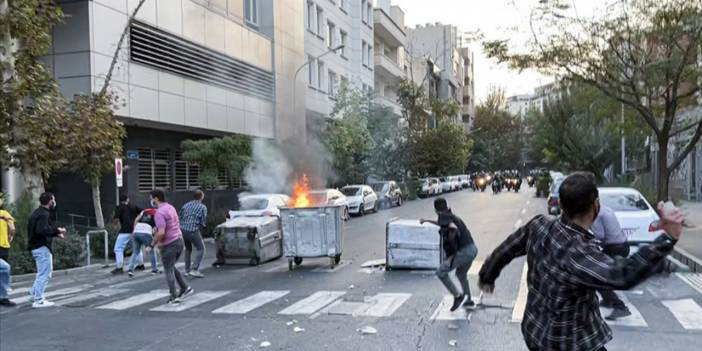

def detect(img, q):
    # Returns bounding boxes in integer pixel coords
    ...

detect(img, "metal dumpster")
[281,205,344,270]
[214,216,283,266]
[386,219,443,270]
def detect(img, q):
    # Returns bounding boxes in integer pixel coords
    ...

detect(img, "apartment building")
[5,0,305,220]
[372,0,407,117]
[303,0,374,132]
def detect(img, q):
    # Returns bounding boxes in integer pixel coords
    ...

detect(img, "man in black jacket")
[479,173,685,351]
[27,192,65,308]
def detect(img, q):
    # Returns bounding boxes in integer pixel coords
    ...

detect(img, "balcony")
[374,54,405,82]
[375,94,403,116]
[373,8,406,48]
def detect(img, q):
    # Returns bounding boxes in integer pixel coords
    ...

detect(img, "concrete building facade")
[2,0,305,221]
[372,0,407,117]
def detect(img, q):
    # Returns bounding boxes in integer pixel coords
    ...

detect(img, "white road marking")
[8,287,31,297]
[13,284,92,305]
[521,208,526,215]
[97,290,170,310]
[151,291,230,312]
[430,295,469,321]
[311,260,351,273]
[513,219,523,229]
[675,273,702,295]
[600,293,647,328]
[353,293,412,317]
[662,299,702,330]
[212,290,290,314]
[511,263,529,322]
[55,288,129,306]
[263,263,289,273]
[468,260,483,276]
[278,291,346,315]
[526,200,531,205]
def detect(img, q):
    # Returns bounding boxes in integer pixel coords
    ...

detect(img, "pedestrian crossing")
[5,272,702,332]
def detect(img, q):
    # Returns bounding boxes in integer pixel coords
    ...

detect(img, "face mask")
[150,199,157,207]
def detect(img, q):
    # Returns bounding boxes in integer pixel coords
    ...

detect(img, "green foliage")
[52,231,85,270]
[182,136,252,190]
[366,103,408,181]
[412,123,472,177]
[469,88,523,171]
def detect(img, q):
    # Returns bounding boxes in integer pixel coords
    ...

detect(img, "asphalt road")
[2,188,702,351]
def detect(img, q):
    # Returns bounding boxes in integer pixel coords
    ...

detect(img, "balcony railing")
[374,54,404,81]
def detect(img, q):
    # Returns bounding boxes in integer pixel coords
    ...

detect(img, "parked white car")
[450,176,462,191]
[309,189,350,220]
[598,187,663,245]
[458,175,470,189]
[440,177,453,193]
[341,185,378,216]
[228,194,290,218]
[418,178,442,197]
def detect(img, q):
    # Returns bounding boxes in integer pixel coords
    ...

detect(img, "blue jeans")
[437,244,478,298]
[128,233,158,271]
[115,233,142,268]
[31,246,53,302]
[0,258,10,299]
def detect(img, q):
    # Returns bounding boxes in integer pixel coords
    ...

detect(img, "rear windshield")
[342,187,361,196]
[600,193,650,212]
[371,183,387,192]
[308,193,327,204]
[240,198,269,210]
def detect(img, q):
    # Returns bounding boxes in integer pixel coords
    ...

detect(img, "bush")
[52,231,85,270]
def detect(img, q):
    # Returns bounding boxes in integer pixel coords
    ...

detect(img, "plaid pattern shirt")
[479,215,676,351]
[179,200,208,233]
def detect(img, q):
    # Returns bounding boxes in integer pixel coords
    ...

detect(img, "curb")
[672,247,702,273]
[12,263,108,282]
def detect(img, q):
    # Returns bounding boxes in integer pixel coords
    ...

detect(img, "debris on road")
[293,327,305,333]
[448,324,459,330]
[260,341,271,348]
[348,284,355,289]
[357,326,377,335]
[449,340,457,347]
[286,319,299,326]
[361,259,386,268]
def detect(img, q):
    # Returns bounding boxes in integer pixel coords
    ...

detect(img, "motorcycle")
[526,176,535,188]
[492,179,502,194]
[476,177,487,192]
[505,178,514,191]
[513,178,522,192]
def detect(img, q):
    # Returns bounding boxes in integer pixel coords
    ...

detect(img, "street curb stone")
[672,247,702,273]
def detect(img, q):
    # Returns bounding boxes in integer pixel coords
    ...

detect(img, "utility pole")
[621,103,626,177]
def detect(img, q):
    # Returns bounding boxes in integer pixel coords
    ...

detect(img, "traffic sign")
[115,158,123,187]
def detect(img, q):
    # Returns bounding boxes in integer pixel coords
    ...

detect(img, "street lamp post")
[292,45,345,137]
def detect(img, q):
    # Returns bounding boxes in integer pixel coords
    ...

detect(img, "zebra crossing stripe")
[353,293,412,317]
[97,290,170,310]
[212,290,290,314]
[600,293,647,328]
[151,291,231,312]
[675,273,702,295]
[278,291,346,315]
[13,284,93,305]
[662,299,702,330]
[8,287,31,297]
[430,295,469,321]
[511,263,529,323]
[55,288,129,306]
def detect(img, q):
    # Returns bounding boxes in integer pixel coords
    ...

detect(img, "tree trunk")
[656,139,670,203]
[92,182,105,228]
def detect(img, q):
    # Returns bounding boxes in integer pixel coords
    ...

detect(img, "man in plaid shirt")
[479,173,685,351]
[179,190,208,278]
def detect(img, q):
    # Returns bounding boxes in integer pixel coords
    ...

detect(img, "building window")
[340,0,346,13]
[327,21,336,48]
[367,2,372,24]
[316,7,323,37]
[174,152,201,191]
[328,70,338,97]
[137,148,171,192]
[317,60,325,91]
[340,75,348,88]
[367,45,373,67]
[306,2,315,31]
[244,0,258,26]
[308,55,315,86]
[362,41,367,67]
[361,0,367,24]
[340,30,347,57]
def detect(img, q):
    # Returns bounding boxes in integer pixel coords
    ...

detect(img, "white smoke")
[244,138,293,194]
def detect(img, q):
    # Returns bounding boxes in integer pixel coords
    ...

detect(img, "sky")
[392,0,613,103]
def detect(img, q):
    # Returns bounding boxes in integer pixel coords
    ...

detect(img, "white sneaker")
[32,300,55,308]
[189,270,205,278]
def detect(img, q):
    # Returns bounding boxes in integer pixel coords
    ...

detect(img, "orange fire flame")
[290,174,311,208]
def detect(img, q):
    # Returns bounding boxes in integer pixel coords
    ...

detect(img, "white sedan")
[228,194,290,218]
[598,187,663,245]
[309,189,350,220]
[341,185,378,216]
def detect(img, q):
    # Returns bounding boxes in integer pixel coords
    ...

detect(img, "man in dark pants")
[179,190,208,278]
[479,173,685,351]
[591,204,631,320]
[421,198,478,311]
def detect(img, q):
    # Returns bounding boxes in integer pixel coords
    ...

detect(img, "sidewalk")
[675,201,702,271]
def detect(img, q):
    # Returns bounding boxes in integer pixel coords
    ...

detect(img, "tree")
[0,0,65,189]
[412,122,472,176]
[469,88,524,171]
[181,136,252,190]
[324,83,374,186]
[484,0,702,201]
[367,101,408,181]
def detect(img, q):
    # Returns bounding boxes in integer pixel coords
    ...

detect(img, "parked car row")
[417,174,471,198]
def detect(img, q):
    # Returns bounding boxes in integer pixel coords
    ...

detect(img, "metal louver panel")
[129,20,275,101]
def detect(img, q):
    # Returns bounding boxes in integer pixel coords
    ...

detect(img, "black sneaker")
[151,269,161,275]
[606,308,632,320]
[110,268,124,275]
[167,297,182,305]
[463,299,476,310]
[0,298,16,307]
[135,264,146,271]
[179,286,194,300]
[127,270,135,277]
[450,294,466,312]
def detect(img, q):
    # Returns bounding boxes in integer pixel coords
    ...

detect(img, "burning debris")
[290,174,311,208]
